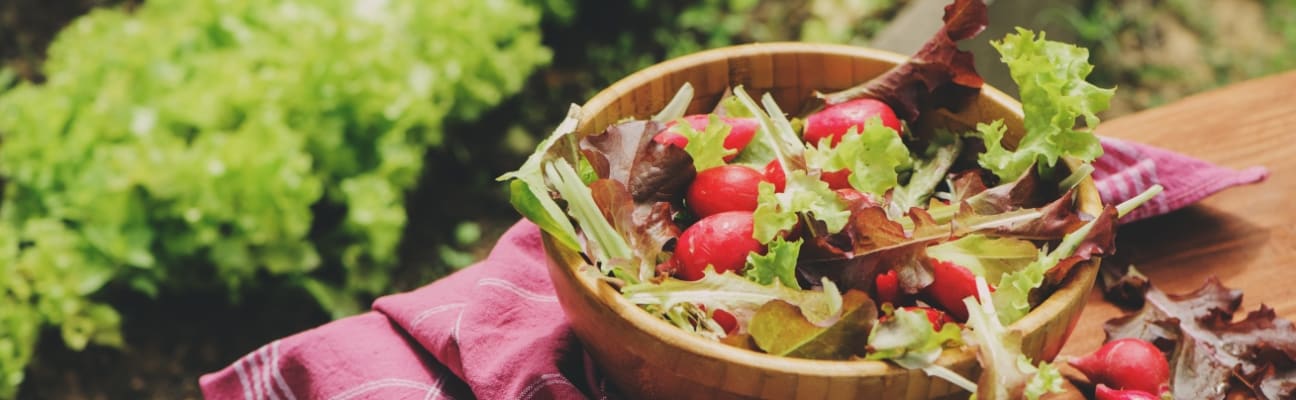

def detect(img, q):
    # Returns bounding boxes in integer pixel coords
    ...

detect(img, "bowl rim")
[554,42,1100,378]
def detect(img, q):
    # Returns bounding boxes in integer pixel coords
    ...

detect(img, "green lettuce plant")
[0,0,550,396]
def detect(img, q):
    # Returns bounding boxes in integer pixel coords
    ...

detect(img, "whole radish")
[655,115,759,161]
[672,211,764,281]
[1069,338,1170,396]
[803,98,902,146]
[1094,384,1161,400]
[687,165,764,217]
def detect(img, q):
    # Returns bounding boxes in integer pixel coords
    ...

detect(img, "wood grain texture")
[1058,70,1296,361]
[544,43,1103,400]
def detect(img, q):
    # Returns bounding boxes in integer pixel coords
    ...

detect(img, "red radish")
[876,269,901,305]
[1094,384,1161,400]
[687,165,764,217]
[1069,338,1170,396]
[921,259,986,322]
[712,308,739,334]
[834,188,879,208]
[672,211,765,281]
[803,98,902,146]
[655,115,759,161]
[762,160,786,192]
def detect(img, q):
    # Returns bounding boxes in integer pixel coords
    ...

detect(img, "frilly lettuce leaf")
[672,115,736,171]
[964,277,1064,400]
[978,28,1114,182]
[752,172,851,243]
[749,290,877,359]
[804,117,911,197]
[623,269,844,330]
[744,237,803,288]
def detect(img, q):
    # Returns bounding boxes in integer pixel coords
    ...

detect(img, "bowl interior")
[544,42,1100,398]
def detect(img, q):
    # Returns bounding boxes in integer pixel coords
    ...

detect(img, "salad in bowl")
[501,0,1159,398]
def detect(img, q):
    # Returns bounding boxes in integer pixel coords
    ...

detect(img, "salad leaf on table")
[1105,278,1296,400]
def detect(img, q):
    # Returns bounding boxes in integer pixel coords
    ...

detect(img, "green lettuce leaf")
[749,290,877,359]
[623,270,844,328]
[751,172,851,243]
[744,237,803,288]
[866,305,964,368]
[672,115,736,171]
[889,130,960,214]
[978,28,1114,182]
[927,234,1037,286]
[543,160,633,271]
[499,105,583,250]
[804,117,911,197]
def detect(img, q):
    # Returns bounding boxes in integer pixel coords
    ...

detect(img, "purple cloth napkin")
[199,137,1267,400]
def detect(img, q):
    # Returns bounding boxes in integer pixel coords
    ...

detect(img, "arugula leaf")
[749,290,877,359]
[803,117,912,197]
[927,234,1037,286]
[817,0,987,122]
[964,278,1064,400]
[751,172,852,243]
[744,237,803,288]
[624,270,844,329]
[672,115,736,171]
[978,29,1114,182]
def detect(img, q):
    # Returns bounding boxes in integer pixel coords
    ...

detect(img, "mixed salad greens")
[501,0,1162,397]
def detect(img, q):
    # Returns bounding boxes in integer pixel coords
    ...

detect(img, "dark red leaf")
[581,120,696,203]
[1104,278,1296,400]
[816,0,988,122]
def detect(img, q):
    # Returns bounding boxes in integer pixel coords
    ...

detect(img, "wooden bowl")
[541,42,1101,400]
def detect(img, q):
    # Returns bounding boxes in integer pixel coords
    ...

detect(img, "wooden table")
[1050,70,1296,396]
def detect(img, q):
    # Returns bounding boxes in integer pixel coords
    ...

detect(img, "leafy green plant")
[0,0,550,396]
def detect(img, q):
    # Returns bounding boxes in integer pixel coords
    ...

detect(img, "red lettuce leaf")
[816,0,988,122]
[1104,278,1296,400]
[589,179,681,273]
[580,120,696,203]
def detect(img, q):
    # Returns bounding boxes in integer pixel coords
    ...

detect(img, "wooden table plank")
[1057,70,1296,361]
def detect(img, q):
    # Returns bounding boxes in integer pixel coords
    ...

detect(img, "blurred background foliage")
[0,0,1292,398]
